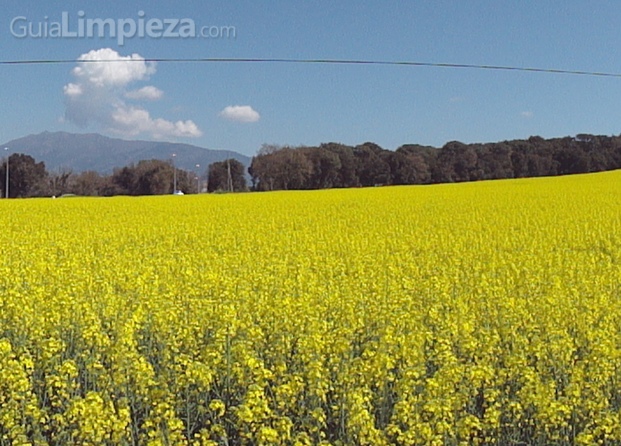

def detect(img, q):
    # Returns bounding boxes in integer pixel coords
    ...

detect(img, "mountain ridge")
[0,131,252,174]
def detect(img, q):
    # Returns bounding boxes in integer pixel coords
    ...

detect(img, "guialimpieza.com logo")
[10,11,236,45]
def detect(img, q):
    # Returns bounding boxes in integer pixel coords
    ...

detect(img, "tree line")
[3,133,621,197]
[0,157,207,198]
[248,134,621,191]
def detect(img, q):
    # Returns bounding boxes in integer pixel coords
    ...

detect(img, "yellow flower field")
[0,170,620,445]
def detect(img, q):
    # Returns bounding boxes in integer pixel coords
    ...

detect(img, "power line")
[0,56,620,78]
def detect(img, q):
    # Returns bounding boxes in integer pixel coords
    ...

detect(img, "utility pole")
[227,159,233,192]
[4,147,8,199]
[195,164,201,194]
[172,153,177,193]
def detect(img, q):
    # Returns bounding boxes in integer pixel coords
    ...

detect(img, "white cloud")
[63,48,201,139]
[72,48,155,88]
[110,107,201,139]
[219,105,260,123]
[125,86,164,101]
[520,111,533,119]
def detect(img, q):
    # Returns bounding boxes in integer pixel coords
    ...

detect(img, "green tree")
[303,147,342,189]
[0,153,47,198]
[134,160,174,195]
[207,159,247,192]
[321,143,359,188]
[109,159,196,195]
[249,145,312,191]
[353,143,390,186]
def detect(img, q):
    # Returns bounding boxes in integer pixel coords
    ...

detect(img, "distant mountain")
[0,131,252,174]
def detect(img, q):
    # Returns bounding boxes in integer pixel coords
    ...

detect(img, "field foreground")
[1,172,621,445]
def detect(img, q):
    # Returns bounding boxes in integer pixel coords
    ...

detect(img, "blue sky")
[1,1,621,156]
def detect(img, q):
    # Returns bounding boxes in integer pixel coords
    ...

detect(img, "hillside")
[0,131,251,173]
